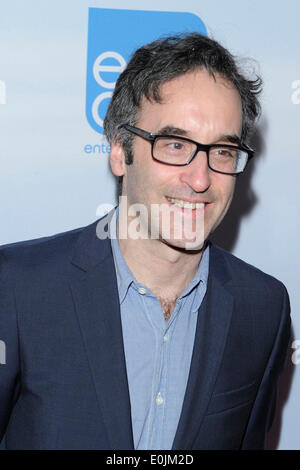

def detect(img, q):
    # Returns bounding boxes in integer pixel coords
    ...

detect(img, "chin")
[161,236,206,252]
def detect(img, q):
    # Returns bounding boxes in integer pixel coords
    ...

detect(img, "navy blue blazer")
[0,217,291,449]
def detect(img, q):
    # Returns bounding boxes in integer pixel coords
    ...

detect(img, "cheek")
[222,182,236,212]
[214,175,236,207]
[125,159,154,204]
[129,158,176,198]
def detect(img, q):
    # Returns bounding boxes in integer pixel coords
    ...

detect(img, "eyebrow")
[157,126,188,136]
[217,134,242,146]
[156,125,242,146]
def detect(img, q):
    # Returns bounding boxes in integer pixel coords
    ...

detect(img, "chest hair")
[157,296,178,322]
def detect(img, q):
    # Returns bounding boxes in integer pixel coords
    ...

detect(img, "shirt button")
[163,335,168,342]
[138,287,147,295]
[155,393,164,405]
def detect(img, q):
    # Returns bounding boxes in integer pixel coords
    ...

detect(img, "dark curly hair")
[104,33,262,190]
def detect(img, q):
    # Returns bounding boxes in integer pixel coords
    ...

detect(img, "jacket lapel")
[68,216,234,451]
[69,216,134,450]
[172,245,234,450]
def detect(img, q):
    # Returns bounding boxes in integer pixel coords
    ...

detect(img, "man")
[0,33,290,450]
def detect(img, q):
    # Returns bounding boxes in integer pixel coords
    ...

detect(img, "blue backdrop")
[0,0,299,449]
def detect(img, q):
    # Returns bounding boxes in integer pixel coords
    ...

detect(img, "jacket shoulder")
[210,243,288,293]
[0,226,83,265]
[0,221,101,282]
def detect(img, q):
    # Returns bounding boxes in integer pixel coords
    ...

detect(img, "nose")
[179,150,211,193]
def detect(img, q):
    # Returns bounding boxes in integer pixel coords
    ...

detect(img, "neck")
[118,230,203,300]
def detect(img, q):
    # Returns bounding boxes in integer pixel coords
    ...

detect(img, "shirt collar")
[186,245,209,312]
[110,208,135,304]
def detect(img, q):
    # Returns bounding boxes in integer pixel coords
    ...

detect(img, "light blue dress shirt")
[110,209,209,450]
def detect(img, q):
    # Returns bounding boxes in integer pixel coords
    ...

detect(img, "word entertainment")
[84,143,111,154]
[106,453,194,467]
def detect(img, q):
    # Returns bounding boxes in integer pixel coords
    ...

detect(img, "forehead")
[137,69,243,140]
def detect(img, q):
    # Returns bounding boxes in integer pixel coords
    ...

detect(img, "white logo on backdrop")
[92,51,126,127]
[291,80,300,104]
[0,340,6,365]
[291,340,300,365]
[0,80,6,104]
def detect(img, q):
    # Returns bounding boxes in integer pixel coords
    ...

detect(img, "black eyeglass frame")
[119,124,254,175]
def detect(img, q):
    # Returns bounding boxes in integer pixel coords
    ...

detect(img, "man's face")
[111,69,242,250]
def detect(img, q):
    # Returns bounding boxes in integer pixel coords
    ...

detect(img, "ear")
[109,141,126,177]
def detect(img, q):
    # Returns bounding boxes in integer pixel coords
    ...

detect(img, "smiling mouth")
[166,196,206,210]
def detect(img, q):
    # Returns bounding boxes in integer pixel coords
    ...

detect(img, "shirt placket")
[149,301,180,450]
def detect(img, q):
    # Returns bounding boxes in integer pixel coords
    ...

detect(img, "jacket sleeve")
[241,285,291,449]
[0,251,21,443]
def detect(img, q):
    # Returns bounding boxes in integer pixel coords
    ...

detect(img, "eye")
[166,141,185,151]
[213,147,237,158]
[156,138,189,154]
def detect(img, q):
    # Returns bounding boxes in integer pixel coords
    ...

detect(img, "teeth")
[167,197,204,210]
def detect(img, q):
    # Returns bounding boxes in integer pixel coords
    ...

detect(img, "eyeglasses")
[120,124,254,175]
